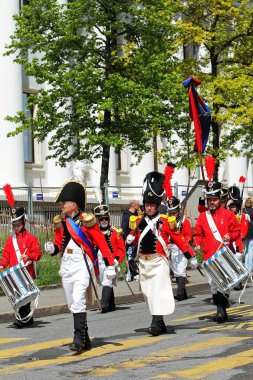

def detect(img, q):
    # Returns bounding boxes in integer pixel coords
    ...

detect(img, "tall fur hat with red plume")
[162,162,176,199]
[3,183,25,222]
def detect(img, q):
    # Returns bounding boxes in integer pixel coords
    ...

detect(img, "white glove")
[126,234,135,244]
[190,257,198,270]
[44,241,55,254]
[114,259,119,267]
[114,259,121,272]
[105,266,116,280]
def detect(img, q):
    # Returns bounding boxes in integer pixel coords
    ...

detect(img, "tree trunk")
[100,109,112,203]
[100,144,110,203]
[211,56,220,181]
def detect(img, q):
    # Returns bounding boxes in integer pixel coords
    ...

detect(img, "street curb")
[0,282,209,324]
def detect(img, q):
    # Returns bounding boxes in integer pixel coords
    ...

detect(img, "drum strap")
[205,211,223,243]
[12,235,24,264]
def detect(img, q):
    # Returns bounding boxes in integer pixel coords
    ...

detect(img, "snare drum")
[0,263,40,310]
[203,246,249,293]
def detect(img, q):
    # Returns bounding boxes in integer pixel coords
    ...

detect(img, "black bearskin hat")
[221,187,228,200]
[205,181,222,198]
[11,207,25,224]
[167,196,180,212]
[227,198,242,209]
[228,186,241,201]
[142,171,165,205]
[55,181,86,211]
[94,204,109,219]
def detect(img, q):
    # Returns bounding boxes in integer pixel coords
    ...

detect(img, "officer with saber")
[45,180,115,353]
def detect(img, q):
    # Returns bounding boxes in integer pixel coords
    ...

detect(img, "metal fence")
[0,183,252,250]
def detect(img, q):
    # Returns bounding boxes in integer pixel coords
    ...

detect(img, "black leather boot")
[148,315,166,336]
[69,312,91,353]
[212,293,218,306]
[13,303,33,328]
[214,292,228,323]
[108,287,116,312]
[174,277,188,301]
[101,286,112,313]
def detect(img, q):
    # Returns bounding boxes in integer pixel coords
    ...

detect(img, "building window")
[22,93,34,163]
[115,148,122,171]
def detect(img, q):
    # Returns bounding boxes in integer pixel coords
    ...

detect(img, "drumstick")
[217,241,224,251]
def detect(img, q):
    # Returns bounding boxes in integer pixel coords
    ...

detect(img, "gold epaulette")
[160,214,168,219]
[53,214,64,228]
[112,226,123,238]
[81,212,96,227]
[129,215,139,229]
[167,215,177,230]
[236,214,241,224]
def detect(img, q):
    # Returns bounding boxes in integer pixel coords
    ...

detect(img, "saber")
[116,265,136,296]
[197,266,205,277]
[80,245,102,312]
[39,177,50,241]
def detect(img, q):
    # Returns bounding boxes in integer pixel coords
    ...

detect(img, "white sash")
[205,211,223,243]
[12,235,23,264]
[137,215,170,257]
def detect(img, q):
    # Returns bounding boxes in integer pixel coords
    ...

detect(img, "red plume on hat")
[3,183,15,208]
[163,162,176,199]
[239,176,246,183]
[204,155,216,181]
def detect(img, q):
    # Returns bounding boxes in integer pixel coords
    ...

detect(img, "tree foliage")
[177,0,253,174]
[5,0,191,186]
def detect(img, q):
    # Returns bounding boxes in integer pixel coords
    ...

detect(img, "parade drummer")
[126,171,196,336]
[194,181,241,323]
[0,205,42,328]
[44,181,116,353]
[94,204,125,313]
[167,196,193,301]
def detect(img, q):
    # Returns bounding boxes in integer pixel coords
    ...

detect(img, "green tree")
[177,0,253,179]
[5,0,189,192]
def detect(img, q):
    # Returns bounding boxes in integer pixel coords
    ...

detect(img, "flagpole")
[198,152,206,185]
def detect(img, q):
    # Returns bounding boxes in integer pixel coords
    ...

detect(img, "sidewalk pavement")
[0,270,209,323]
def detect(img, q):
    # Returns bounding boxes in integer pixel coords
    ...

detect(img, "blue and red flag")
[182,77,211,153]
[65,216,98,273]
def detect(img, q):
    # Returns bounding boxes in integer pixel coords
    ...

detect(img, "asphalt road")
[1,286,253,380]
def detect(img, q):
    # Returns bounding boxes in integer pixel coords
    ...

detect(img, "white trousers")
[139,254,175,316]
[60,253,93,313]
[97,250,113,288]
[170,245,188,277]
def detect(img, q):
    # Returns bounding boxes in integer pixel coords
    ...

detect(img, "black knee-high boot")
[148,315,167,336]
[215,292,228,323]
[70,312,91,353]
[101,286,112,313]
[174,277,188,301]
[13,302,33,328]
[108,287,116,312]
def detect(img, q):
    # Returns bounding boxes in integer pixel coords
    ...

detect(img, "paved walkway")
[0,270,209,323]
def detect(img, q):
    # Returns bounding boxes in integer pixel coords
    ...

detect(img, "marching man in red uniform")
[94,204,125,313]
[0,205,42,328]
[126,170,196,336]
[194,181,241,323]
[45,181,115,353]
[167,196,193,301]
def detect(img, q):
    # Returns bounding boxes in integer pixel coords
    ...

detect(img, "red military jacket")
[53,214,115,267]
[132,215,195,258]
[180,217,193,243]
[234,213,249,253]
[194,208,241,260]
[0,230,42,279]
[105,227,125,264]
